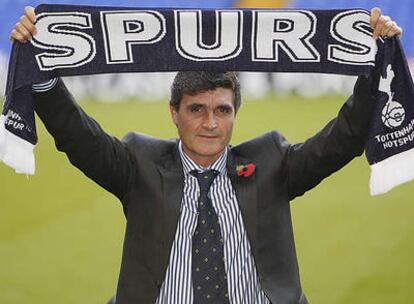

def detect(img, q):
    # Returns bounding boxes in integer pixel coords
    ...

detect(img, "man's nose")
[202,111,218,130]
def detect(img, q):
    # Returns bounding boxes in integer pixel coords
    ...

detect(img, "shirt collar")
[178,140,227,175]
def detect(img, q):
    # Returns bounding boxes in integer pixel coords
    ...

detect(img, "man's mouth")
[198,134,219,139]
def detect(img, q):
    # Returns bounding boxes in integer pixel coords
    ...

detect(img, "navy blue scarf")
[1,4,414,194]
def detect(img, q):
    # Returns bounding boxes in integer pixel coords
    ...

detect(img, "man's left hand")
[370,7,403,39]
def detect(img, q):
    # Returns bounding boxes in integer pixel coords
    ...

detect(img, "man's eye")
[218,106,232,114]
[189,105,202,112]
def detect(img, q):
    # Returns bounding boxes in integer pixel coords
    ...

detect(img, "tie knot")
[190,169,219,192]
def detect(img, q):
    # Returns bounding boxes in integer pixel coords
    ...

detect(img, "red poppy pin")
[236,163,255,177]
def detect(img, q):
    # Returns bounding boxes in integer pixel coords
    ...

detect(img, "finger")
[15,22,33,40]
[388,26,403,39]
[10,29,27,43]
[381,20,394,37]
[397,26,403,38]
[373,15,389,39]
[20,15,37,36]
[386,27,398,38]
[25,6,36,23]
[370,7,381,29]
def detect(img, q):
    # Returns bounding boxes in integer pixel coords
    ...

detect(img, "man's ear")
[169,104,178,126]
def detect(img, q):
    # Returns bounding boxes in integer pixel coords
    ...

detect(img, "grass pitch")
[1,94,414,303]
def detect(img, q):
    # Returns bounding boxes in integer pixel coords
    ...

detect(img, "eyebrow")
[186,103,204,109]
[217,104,233,109]
[186,102,233,108]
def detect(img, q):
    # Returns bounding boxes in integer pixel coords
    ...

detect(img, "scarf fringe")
[370,148,414,195]
[0,115,35,174]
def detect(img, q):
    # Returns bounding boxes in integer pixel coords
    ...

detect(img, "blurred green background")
[1,94,414,303]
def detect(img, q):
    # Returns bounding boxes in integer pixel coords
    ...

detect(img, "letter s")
[328,10,377,66]
[32,12,96,71]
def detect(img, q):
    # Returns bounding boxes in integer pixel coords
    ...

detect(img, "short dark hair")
[170,71,241,112]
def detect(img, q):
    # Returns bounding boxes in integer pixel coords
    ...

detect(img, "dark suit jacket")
[34,76,375,304]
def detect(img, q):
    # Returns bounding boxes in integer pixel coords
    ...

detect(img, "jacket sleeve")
[33,78,136,200]
[286,75,376,200]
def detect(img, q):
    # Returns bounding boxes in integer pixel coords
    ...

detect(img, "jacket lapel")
[157,144,184,269]
[227,151,259,259]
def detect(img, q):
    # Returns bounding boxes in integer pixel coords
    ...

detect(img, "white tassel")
[0,114,35,174]
[370,148,414,195]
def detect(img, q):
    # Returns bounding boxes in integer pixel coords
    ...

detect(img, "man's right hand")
[10,6,37,43]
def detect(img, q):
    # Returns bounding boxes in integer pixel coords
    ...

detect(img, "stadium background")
[1,1,414,303]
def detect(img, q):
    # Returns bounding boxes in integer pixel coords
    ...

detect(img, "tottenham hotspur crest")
[380,64,405,129]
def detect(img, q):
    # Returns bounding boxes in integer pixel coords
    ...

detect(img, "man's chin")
[196,147,224,157]
[193,143,226,157]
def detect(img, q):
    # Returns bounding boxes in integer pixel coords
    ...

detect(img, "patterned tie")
[191,169,229,303]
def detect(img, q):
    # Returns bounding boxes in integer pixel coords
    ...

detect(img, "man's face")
[170,87,236,167]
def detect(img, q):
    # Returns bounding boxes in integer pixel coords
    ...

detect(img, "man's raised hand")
[10,6,37,43]
[370,7,403,39]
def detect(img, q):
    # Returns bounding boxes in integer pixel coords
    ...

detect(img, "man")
[11,6,402,304]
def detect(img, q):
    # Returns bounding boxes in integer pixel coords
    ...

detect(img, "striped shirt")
[156,142,270,304]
